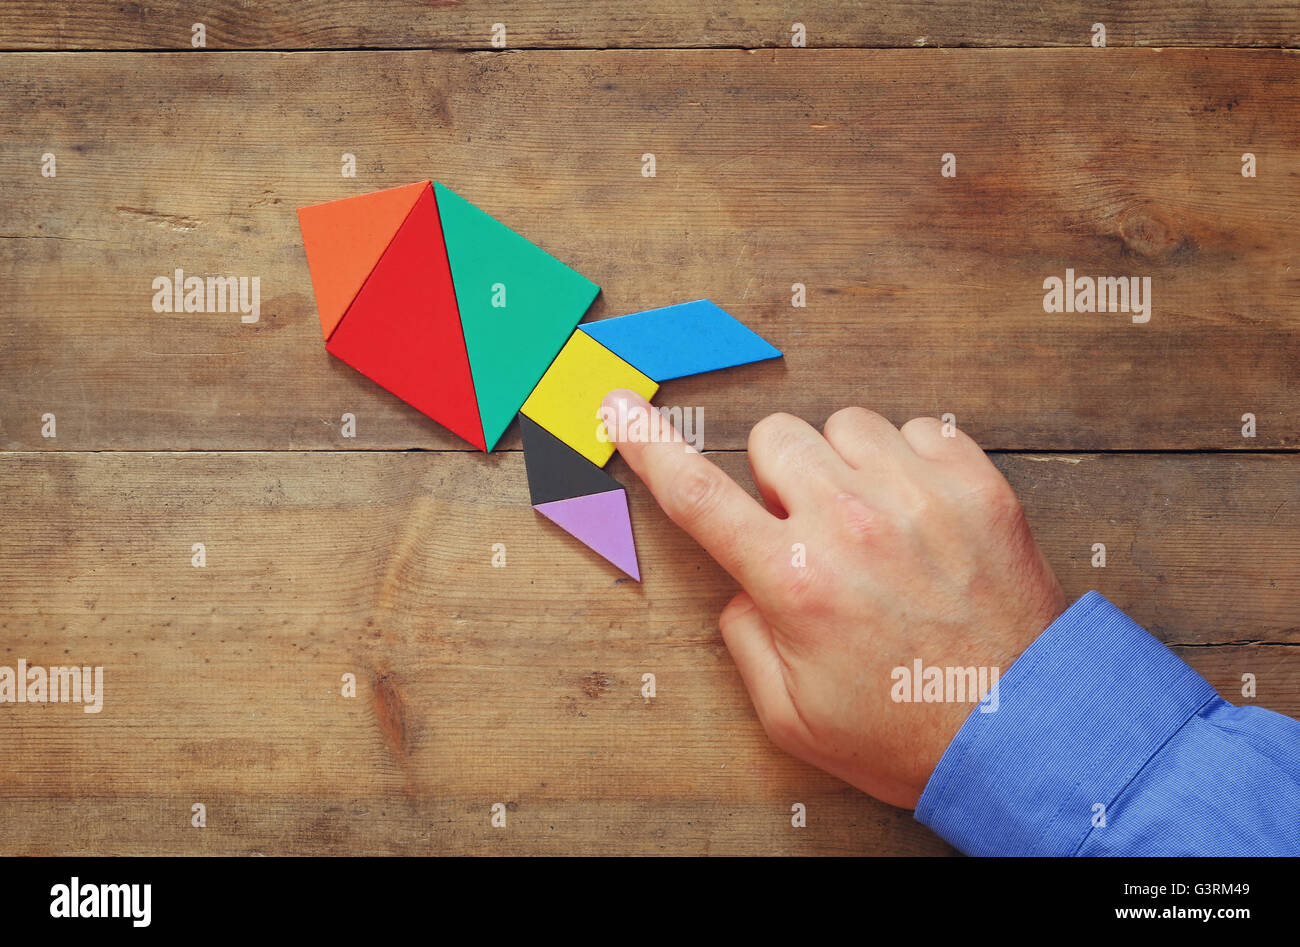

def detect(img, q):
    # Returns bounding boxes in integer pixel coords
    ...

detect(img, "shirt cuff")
[914,590,1217,856]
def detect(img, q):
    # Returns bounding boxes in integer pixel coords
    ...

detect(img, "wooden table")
[1,3,1296,856]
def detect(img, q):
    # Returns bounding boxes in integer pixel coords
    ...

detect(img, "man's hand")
[601,389,1066,809]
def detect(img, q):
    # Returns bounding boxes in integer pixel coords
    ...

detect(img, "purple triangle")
[534,489,640,581]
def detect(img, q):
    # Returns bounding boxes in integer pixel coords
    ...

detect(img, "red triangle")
[298,180,427,340]
[326,183,486,450]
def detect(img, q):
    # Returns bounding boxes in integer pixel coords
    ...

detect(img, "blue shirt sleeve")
[914,590,1300,856]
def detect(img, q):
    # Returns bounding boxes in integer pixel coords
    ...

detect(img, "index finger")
[601,389,783,587]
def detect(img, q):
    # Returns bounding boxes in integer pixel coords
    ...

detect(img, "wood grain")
[2,31,1296,858]
[0,450,1295,854]
[2,49,1296,452]
[0,1,1297,50]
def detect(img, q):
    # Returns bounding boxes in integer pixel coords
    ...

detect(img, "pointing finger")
[601,389,782,588]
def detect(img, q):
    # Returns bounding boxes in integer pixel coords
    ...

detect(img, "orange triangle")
[297,181,428,340]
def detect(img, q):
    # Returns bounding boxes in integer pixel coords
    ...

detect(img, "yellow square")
[521,330,659,467]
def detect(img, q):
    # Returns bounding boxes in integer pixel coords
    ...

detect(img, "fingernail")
[600,389,636,444]
[602,388,637,412]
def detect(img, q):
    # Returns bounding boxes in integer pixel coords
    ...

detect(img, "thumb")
[718,591,797,739]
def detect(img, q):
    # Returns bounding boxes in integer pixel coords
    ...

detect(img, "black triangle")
[519,413,624,505]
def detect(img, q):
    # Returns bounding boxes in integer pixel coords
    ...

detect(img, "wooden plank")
[0,1,1296,50]
[0,450,1295,854]
[2,49,1297,452]
[1005,453,1300,643]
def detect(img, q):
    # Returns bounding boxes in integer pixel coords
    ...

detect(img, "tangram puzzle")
[298,180,782,581]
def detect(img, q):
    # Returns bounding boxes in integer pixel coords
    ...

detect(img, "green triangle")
[434,182,600,450]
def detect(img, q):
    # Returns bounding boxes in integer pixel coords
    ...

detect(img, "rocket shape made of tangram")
[298,180,782,581]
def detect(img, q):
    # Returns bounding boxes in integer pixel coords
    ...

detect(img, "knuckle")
[670,463,724,525]
[874,476,935,526]
[901,416,942,438]
[901,417,950,456]
[754,417,827,475]
[834,491,894,545]
[825,405,871,435]
[902,485,935,522]
[966,475,1023,526]
[749,412,799,453]
[827,406,894,447]
[983,477,1024,518]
